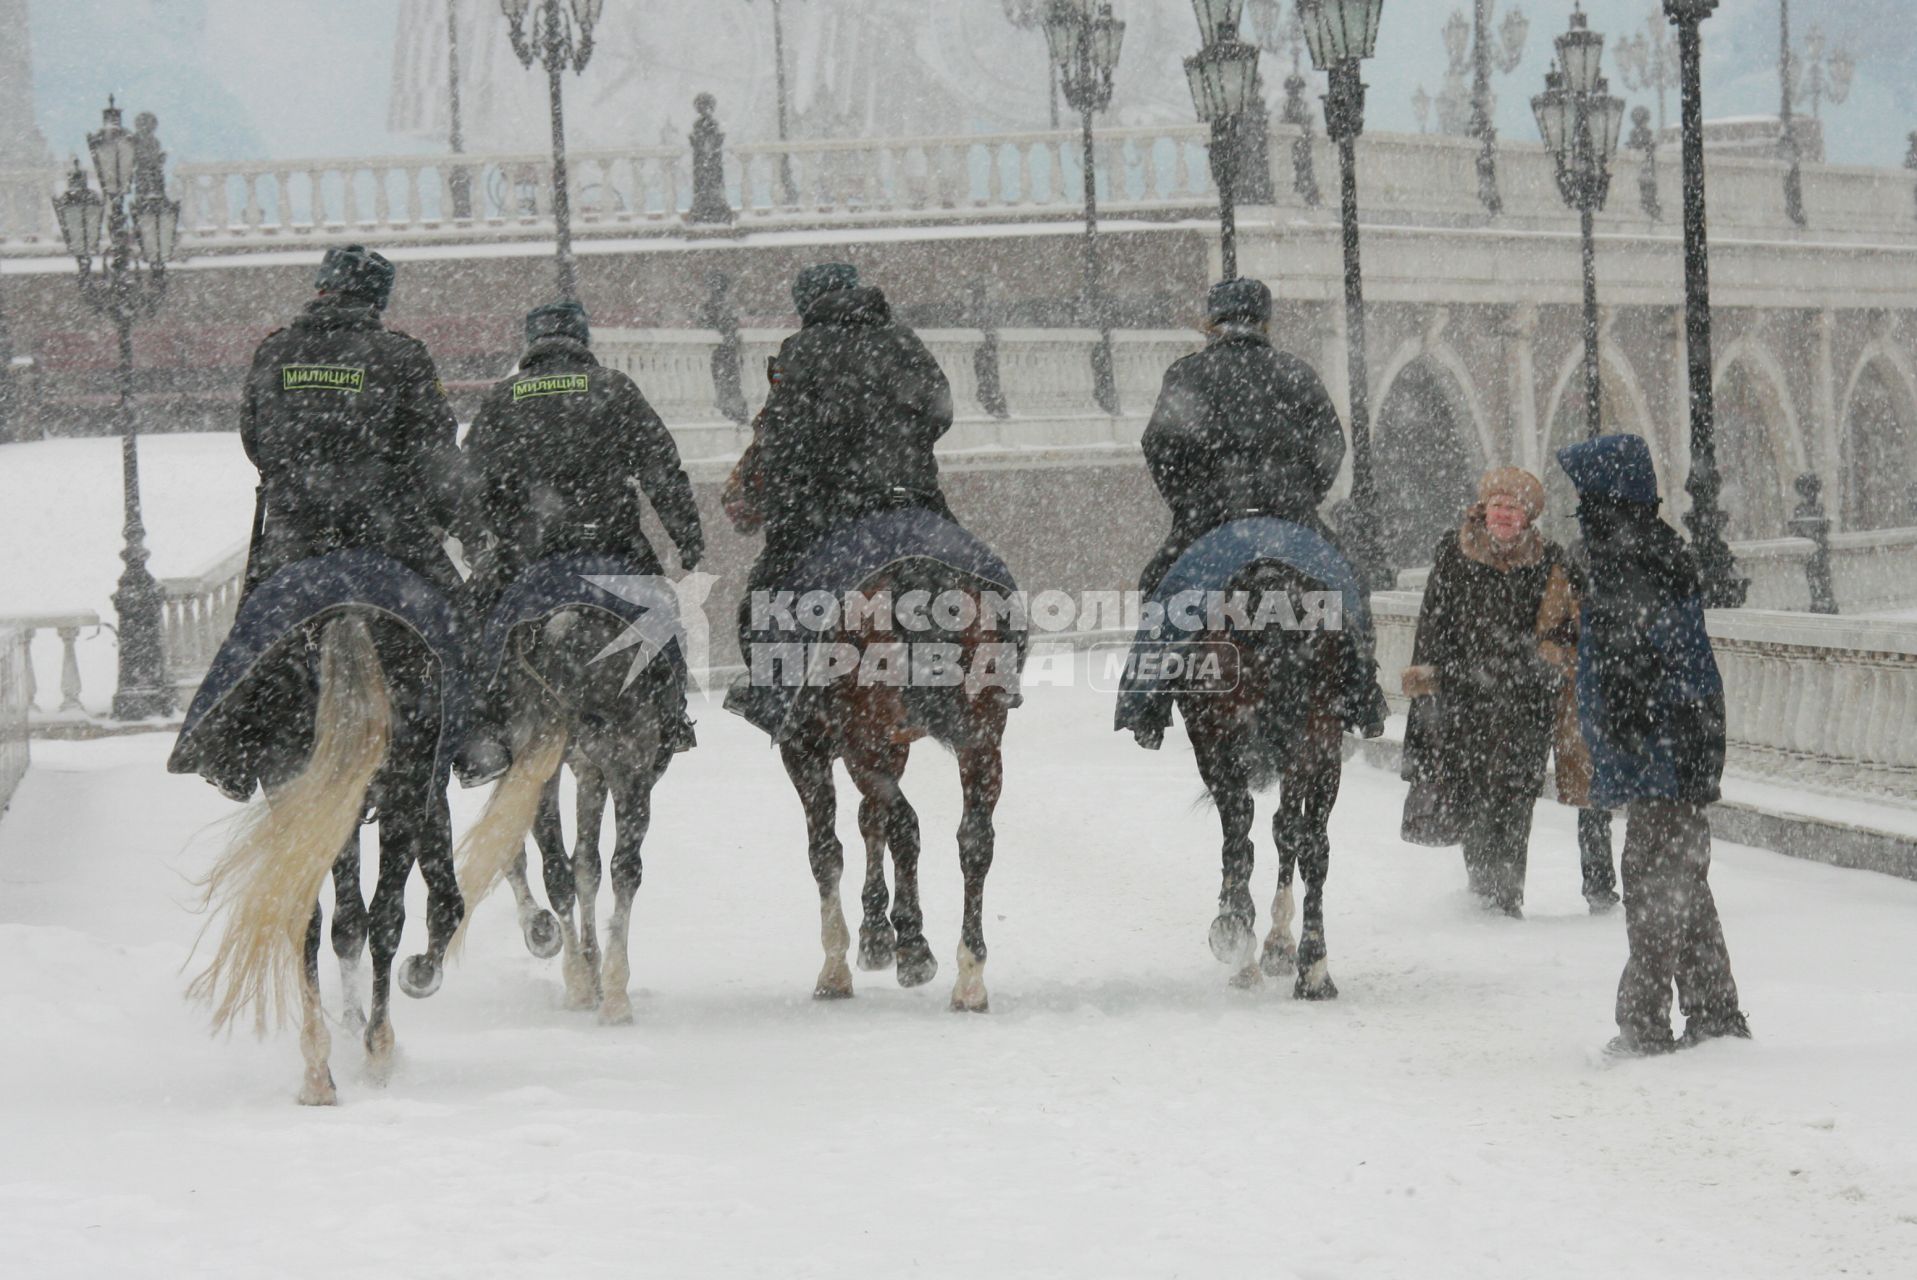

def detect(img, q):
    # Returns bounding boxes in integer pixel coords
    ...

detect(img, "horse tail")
[188,614,392,1036]
[450,717,569,950]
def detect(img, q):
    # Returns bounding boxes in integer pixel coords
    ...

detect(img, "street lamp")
[1185,0,1264,281]
[501,0,601,302]
[1615,11,1677,133]
[446,0,472,219]
[1249,0,1321,207]
[1004,0,1063,129]
[1467,1,1529,215]
[746,0,802,207]
[1298,0,1391,591]
[1792,25,1855,123]
[1777,0,1805,228]
[1532,7,1624,444]
[1045,0,1125,416]
[51,99,183,720]
[1629,105,1662,221]
[1906,132,1917,222]
[1664,0,1746,607]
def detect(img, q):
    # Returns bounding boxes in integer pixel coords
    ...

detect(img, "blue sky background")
[26,1,1917,169]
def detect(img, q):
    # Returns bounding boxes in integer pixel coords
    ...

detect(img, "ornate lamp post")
[1792,25,1855,123]
[1298,0,1389,590]
[52,99,183,719]
[1250,0,1321,206]
[1629,105,1661,220]
[1615,12,1677,133]
[1468,1,1529,215]
[1532,7,1624,444]
[746,0,802,206]
[1005,0,1064,128]
[501,0,601,302]
[446,0,472,219]
[1045,0,1125,416]
[1906,132,1917,222]
[1777,0,1805,228]
[1185,0,1264,281]
[1665,0,1745,607]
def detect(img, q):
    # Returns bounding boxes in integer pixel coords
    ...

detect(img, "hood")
[1558,434,1660,507]
[1459,505,1545,571]
[803,285,892,329]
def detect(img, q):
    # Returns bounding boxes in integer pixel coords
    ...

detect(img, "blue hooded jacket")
[1558,436,1726,807]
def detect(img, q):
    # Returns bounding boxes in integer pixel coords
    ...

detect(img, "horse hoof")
[597,997,634,1026]
[1209,915,1254,966]
[949,989,990,1014]
[858,923,898,972]
[1229,964,1264,990]
[1293,961,1339,1002]
[1260,945,1297,978]
[523,910,563,960]
[397,954,442,1000]
[297,1072,338,1107]
[895,937,938,989]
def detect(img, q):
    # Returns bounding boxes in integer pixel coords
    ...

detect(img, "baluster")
[19,629,36,713]
[373,167,392,226]
[274,170,293,229]
[212,173,231,231]
[242,173,264,229]
[307,169,327,228]
[56,626,83,714]
[344,168,363,227]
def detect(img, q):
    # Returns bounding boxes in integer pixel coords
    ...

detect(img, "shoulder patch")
[282,364,366,394]
[512,372,591,402]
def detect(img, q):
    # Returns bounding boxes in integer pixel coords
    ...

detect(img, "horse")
[1139,555,1351,999]
[179,590,467,1106]
[450,587,681,1026]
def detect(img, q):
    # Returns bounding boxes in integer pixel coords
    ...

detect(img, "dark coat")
[1402,517,1577,830]
[1139,325,1346,594]
[755,286,954,572]
[462,336,704,606]
[1575,501,1726,808]
[239,295,462,594]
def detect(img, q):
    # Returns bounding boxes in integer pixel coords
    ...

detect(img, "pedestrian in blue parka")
[1558,433,1750,1056]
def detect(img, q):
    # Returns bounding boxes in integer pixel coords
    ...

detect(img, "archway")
[1374,360,1480,568]
[1713,360,1794,541]
[1539,351,1653,549]
[1843,360,1917,530]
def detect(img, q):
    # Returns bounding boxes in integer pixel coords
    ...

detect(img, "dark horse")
[1155,558,1349,998]
[452,597,679,1025]
[176,573,467,1105]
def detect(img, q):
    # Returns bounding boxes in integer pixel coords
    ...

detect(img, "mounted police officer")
[459,301,706,778]
[1128,277,1386,746]
[725,263,955,732]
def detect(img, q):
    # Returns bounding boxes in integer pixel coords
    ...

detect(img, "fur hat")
[526,300,590,346]
[793,263,859,317]
[1477,467,1546,521]
[1206,276,1272,326]
[315,244,396,310]
[1558,434,1661,507]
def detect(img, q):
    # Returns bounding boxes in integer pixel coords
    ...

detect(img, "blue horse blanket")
[1114,518,1370,727]
[479,553,690,695]
[740,508,1023,740]
[168,549,471,792]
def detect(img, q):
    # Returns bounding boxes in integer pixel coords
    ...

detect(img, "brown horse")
[726,448,1018,1011]
[1166,559,1348,998]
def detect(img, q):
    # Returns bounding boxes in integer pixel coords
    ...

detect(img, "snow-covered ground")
[0,434,255,714]
[2,665,1914,1278]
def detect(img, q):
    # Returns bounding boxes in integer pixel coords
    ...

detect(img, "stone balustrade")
[7,122,1913,254]
[160,544,248,692]
[0,626,27,815]
[1374,590,1917,807]
[0,611,101,728]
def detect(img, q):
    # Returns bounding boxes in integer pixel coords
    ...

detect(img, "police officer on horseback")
[459,301,706,779]
[1128,277,1387,747]
[725,263,956,733]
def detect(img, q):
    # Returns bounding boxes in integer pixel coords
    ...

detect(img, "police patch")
[282,364,366,393]
[513,373,590,401]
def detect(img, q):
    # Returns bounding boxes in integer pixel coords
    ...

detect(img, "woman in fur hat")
[1400,468,1577,916]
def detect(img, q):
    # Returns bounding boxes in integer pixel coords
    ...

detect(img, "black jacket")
[239,295,461,592]
[1143,326,1347,549]
[463,336,703,599]
[757,286,953,562]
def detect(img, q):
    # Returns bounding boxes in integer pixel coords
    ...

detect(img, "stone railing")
[0,611,102,727]
[0,626,28,814]
[1373,590,1917,807]
[161,543,248,690]
[11,119,1911,254]
[596,326,1199,462]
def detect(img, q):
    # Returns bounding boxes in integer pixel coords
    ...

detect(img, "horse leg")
[849,744,930,987]
[297,903,338,1106]
[532,770,585,996]
[782,739,852,999]
[854,792,896,972]
[566,766,608,1011]
[330,835,370,1036]
[399,789,461,1000]
[1193,728,1259,984]
[951,742,1003,1013]
[1261,808,1299,978]
[362,829,411,1083]
[1290,714,1344,1002]
[505,846,562,960]
[597,768,653,1026]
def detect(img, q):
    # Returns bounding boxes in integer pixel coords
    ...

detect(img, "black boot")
[1680,1011,1752,1048]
